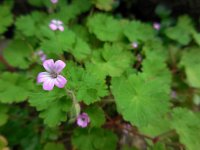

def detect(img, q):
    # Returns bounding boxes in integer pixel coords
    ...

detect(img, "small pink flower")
[49,19,64,31]
[50,0,58,4]
[131,42,138,49]
[77,113,90,128]
[153,22,161,30]
[37,59,67,91]
[35,50,47,62]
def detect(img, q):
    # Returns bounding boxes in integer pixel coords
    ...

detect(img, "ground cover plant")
[0,0,200,149]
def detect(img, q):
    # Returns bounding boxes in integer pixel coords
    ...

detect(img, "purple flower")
[37,59,67,91]
[51,0,58,4]
[77,113,90,128]
[35,50,47,62]
[153,22,161,30]
[131,42,138,49]
[49,19,64,31]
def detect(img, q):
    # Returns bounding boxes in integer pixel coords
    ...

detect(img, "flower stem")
[64,87,80,119]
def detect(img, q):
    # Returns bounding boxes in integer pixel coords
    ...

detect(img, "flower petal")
[49,23,57,30]
[51,0,58,4]
[43,59,55,72]
[37,72,51,83]
[76,113,90,128]
[58,25,64,31]
[40,55,47,62]
[54,75,67,88]
[54,60,66,73]
[51,19,57,24]
[77,119,87,128]
[43,78,55,91]
[57,20,63,25]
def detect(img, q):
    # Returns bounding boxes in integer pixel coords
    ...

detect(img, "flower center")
[51,72,58,78]
[81,118,86,121]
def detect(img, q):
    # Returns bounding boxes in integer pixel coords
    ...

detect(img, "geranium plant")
[0,0,200,150]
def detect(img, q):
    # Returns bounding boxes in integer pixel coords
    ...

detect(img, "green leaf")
[29,90,72,127]
[72,38,91,61]
[85,105,105,127]
[111,47,171,127]
[43,142,65,150]
[142,40,171,86]
[41,28,91,61]
[93,0,115,11]
[150,142,166,150]
[0,72,33,103]
[54,0,91,23]
[111,74,170,127]
[76,73,108,104]
[66,62,108,105]
[165,15,194,45]
[15,11,47,37]
[16,15,35,36]
[71,25,90,42]
[86,43,134,78]
[71,0,92,14]
[0,104,9,126]
[192,31,200,46]
[65,61,85,91]
[180,47,200,88]
[171,108,200,150]
[72,128,118,150]
[124,21,155,42]
[0,4,13,34]
[3,40,32,69]
[87,13,123,41]
[140,116,170,137]
[41,28,76,54]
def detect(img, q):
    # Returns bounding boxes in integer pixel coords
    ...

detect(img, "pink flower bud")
[76,113,90,128]
[153,22,161,30]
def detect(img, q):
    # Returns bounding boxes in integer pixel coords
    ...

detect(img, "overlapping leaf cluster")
[0,0,200,149]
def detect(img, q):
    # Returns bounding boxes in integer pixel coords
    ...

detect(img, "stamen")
[51,72,58,78]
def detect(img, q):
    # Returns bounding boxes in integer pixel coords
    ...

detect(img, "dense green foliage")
[0,0,200,150]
